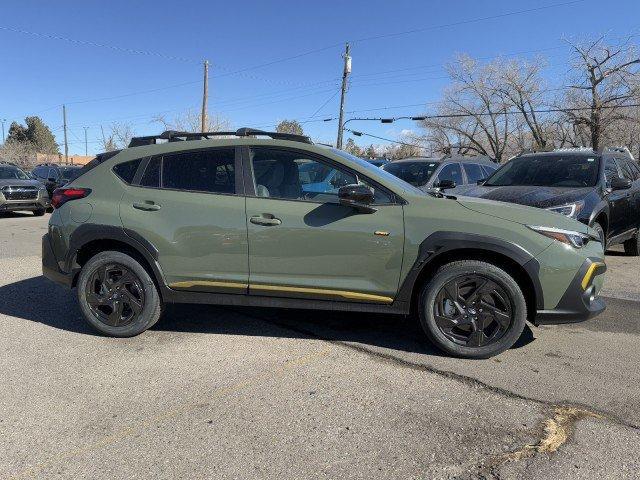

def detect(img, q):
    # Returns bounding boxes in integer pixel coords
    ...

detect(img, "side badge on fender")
[374,231,390,236]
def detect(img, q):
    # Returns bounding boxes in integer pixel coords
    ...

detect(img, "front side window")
[604,158,620,186]
[250,147,391,204]
[161,148,235,194]
[436,163,463,185]
[462,163,485,184]
[382,161,439,187]
[48,167,59,180]
[486,155,601,188]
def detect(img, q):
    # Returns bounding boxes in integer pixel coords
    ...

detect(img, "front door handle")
[250,214,282,226]
[133,201,161,211]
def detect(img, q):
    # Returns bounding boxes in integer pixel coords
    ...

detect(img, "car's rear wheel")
[77,251,162,336]
[418,260,527,359]
[623,230,640,256]
[33,208,46,216]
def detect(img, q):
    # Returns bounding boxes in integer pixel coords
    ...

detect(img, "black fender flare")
[65,223,165,289]
[588,201,609,230]
[394,231,544,310]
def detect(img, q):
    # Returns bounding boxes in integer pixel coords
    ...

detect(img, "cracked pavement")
[1,214,639,479]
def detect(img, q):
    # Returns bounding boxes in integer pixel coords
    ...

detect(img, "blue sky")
[1,0,639,155]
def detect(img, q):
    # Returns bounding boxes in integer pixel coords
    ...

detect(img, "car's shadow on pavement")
[0,276,536,356]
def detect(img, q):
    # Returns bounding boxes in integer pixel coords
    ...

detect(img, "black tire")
[418,260,527,359]
[591,222,606,250]
[623,230,640,256]
[33,208,46,216]
[77,250,162,337]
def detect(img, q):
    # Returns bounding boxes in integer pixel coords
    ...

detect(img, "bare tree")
[496,58,551,149]
[0,140,36,168]
[561,37,640,150]
[153,109,230,133]
[421,55,511,161]
[101,122,134,151]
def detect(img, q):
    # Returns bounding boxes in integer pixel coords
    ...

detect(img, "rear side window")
[628,161,640,178]
[113,159,142,184]
[162,148,236,194]
[462,163,484,184]
[140,157,161,187]
[618,159,639,181]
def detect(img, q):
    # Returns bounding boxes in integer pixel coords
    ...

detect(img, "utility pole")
[201,60,209,133]
[83,126,89,156]
[1,119,5,143]
[62,105,69,164]
[336,43,351,149]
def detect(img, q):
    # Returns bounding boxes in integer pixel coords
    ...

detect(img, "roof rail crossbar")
[128,127,312,147]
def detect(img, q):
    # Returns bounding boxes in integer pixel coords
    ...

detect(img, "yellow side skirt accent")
[169,280,393,304]
[170,280,248,290]
[581,262,606,290]
[250,284,394,304]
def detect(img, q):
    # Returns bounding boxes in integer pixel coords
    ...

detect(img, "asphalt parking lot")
[1,213,639,479]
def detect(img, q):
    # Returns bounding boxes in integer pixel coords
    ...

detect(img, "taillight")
[51,188,91,209]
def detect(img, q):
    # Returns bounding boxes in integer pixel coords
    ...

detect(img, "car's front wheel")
[77,251,162,336]
[418,260,527,359]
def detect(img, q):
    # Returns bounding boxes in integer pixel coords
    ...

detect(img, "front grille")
[2,186,38,200]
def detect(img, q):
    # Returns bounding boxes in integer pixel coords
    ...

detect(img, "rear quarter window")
[113,159,142,184]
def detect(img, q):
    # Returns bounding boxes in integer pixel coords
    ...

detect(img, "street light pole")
[1,119,5,143]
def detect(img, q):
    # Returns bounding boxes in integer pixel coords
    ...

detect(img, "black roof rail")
[128,127,312,148]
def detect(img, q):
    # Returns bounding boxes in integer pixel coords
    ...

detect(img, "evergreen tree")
[6,122,28,144]
[25,116,59,154]
[276,119,304,136]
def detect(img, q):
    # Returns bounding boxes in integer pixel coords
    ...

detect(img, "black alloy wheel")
[433,274,513,348]
[85,263,145,327]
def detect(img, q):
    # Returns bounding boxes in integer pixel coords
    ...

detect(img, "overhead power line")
[345,128,426,149]
[349,0,586,44]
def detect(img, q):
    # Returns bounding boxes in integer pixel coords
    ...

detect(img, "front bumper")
[42,233,74,288]
[534,258,606,325]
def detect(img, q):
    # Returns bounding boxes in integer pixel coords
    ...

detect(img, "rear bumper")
[0,200,47,211]
[42,233,74,288]
[534,258,606,325]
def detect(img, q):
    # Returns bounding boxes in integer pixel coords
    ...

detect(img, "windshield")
[60,166,80,181]
[485,155,601,187]
[0,165,29,180]
[382,161,440,187]
[330,148,425,195]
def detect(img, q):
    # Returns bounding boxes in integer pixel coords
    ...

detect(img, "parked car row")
[0,162,83,216]
[380,148,640,255]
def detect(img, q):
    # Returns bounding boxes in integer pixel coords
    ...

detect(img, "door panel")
[119,148,248,293]
[246,198,404,301]
[605,158,630,238]
[244,146,404,302]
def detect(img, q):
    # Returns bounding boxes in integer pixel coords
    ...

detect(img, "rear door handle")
[133,201,161,211]
[250,214,281,226]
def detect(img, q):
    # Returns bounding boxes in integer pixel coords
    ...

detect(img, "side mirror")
[435,179,456,190]
[338,184,377,214]
[610,176,632,191]
[476,178,487,185]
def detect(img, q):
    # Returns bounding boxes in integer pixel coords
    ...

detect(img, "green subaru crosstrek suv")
[42,129,606,358]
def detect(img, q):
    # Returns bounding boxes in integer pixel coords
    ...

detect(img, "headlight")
[546,201,584,218]
[527,225,593,248]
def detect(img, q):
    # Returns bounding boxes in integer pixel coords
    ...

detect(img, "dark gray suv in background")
[0,162,50,215]
[382,155,498,192]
